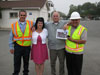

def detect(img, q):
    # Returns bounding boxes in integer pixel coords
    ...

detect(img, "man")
[45,11,67,75]
[9,10,33,75]
[65,11,87,75]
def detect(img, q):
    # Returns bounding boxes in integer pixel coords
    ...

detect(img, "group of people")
[9,10,87,75]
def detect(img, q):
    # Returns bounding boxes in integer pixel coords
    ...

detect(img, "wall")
[0,9,18,28]
[40,3,49,22]
[0,7,49,28]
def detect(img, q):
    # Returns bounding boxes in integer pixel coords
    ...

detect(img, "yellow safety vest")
[11,20,33,46]
[65,25,87,53]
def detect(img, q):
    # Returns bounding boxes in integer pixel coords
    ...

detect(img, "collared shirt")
[66,25,87,55]
[71,25,87,40]
[45,21,67,50]
[9,20,27,50]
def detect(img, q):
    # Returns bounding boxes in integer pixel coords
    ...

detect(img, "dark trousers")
[50,48,65,75]
[65,52,83,75]
[13,43,31,75]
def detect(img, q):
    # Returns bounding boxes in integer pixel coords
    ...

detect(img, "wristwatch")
[67,35,70,37]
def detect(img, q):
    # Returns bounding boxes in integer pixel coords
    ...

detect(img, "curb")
[0,28,11,31]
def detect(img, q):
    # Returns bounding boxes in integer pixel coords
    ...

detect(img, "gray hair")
[52,11,60,18]
[19,9,27,15]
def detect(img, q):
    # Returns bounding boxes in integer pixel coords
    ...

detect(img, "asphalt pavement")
[0,20,100,75]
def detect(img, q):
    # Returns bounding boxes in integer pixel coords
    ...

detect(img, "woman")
[31,17,48,75]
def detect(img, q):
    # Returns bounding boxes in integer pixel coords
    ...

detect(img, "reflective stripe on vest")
[11,20,32,46]
[13,37,32,41]
[65,25,86,53]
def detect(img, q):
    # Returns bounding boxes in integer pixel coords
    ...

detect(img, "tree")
[67,1,100,20]
[0,7,2,18]
[51,11,67,20]
[81,2,96,16]
[68,4,78,16]
[58,11,67,20]
[97,2,100,16]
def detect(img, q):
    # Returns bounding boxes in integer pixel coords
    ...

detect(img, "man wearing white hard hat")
[65,11,87,75]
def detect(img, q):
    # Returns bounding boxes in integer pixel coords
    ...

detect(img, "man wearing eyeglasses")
[64,11,87,75]
[9,10,33,75]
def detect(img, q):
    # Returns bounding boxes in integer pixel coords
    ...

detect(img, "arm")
[68,37,86,44]
[63,21,72,30]
[45,22,50,29]
[9,30,14,54]
[68,30,87,44]
[31,22,35,32]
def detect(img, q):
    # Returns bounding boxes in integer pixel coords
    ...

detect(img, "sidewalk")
[0,28,11,31]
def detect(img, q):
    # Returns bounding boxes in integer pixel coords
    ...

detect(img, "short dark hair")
[19,9,27,15]
[35,17,45,30]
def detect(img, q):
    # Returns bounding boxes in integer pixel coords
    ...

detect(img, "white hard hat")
[70,11,81,19]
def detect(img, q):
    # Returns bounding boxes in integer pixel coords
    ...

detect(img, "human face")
[71,19,80,28]
[37,21,43,29]
[19,12,27,22]
[52,12,60,23]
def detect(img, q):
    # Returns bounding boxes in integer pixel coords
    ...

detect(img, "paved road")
[0,20,100,75]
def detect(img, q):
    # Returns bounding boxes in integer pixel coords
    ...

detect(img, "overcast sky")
[50,0,100,15]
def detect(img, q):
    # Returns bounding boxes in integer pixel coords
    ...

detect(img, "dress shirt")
[45,21,67,50]
[9,20,27,50]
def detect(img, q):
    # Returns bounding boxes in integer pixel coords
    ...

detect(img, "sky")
[50,0,100,15]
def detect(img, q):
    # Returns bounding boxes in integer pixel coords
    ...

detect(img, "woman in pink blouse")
[31,17,48,75]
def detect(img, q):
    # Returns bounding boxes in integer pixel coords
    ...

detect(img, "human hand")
[67,36,73,41]
[63,24,67,30]
[10,49,14,54]
[63,21,72,30]
[67,21,72,26]
[31,26,35,32]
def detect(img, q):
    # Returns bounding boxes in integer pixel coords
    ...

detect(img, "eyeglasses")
[20,15,26,16]
[71,19,79,21]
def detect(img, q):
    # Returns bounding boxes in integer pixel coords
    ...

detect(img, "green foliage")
[0,7,2,18]
[68,1,100,19]
[58,11,67,17]
[96,2,100,15]
[58,11,67,20]
[68,4,78,15]
[51,11,67,20]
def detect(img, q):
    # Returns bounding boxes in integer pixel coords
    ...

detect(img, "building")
[0,0,53,29]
